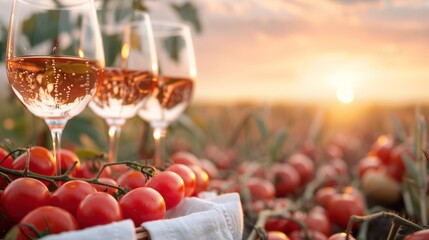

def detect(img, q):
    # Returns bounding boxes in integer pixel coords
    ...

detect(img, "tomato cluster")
[0,146,210,238]
[357,134,413,207]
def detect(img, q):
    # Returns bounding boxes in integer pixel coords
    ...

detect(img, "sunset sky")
[147,0,429,105]
[1,0,429,106]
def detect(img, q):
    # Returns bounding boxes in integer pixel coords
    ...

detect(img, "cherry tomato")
[0,147,13,169]
[189,165,209,196]
[75,161,112,179]
[0,147,13,189]
[0,208,13,238]
[76,192,122,229]
[305,210,332,237]
[328,232,357,240]
[13,146,55,177]
[107,164,130,180]
[357,156,383,177]
[50,180,97,216]
[171,151,201,167]
[265,216,290,233]
[116,170,147,190]
[146,171,185,210]
[314,186,337,209]
[404,229,429,240]
[387,143,413,182]
[55,149,81,177]
[361,169,401,206]
[369,134,394,164]
[246,177,276,202]
[92,177,118,195]
[1,178,50,223]
[17,206,78,240]
[200,158,220,179]
[289,230,327,240]
[327,191,365,229]
[272,163,300,197]
[266,231,290,240]
[166,163,196,197]
[287,153,314,184]
[119,187,165,226]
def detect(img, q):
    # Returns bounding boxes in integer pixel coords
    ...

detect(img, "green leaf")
[163,36,184,63]
[0,22,7,62]
[22,10,72,47]
[171,2,202,33]
[251,112,269,140]
[102,33,122,67]
[74,148,105,161]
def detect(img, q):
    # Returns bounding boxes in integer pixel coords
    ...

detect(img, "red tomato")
[146,171,185,210]
[289,230,327,240]
[404,229,429,240]
[75,161,112,179]
[357,155,383,177]
[17,206,78,240]
[314,186,337,209]
[369,134,394,164]
[387,144,413,182]
[246,177,276,202]
[171,151,201,167]
[166,163,196,197]
[13,146,55,177]
[189,165,209,196]
[287,153,314,184]
[76,192,122,229]
[330,158,348,176]
[107,164,130,180]
[360,169,401,206]
[0,147,13,169]
[119,187,165,226]
[317,165,339,187]
[0,208,13,238]
[265,216,290,233]
[327,192,365,229]
[1,178,50,223]
[0,147,13,189]
[117,170,147,190]
[50,180,97,216]
[328,232,357,240]
[305,210,332,237]
[55,149,81,177]
[266,231,290,240]
[272,163,300,197]
[92,177,118,195]
[200,158,220,179]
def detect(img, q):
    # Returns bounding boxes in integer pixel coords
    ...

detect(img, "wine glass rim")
[151,20,191,36]
[98,9,151,28]
[17,0,94,9]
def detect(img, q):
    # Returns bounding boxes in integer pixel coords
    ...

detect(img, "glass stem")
[106,119,126,163]
[45,119,67,176]
[153,126,168,168]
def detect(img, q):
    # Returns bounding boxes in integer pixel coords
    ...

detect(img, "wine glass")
[138,21,197,167]
[89,8,157,163]
[6,0,104,175]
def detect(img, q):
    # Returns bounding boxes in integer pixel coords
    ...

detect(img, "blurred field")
[0,94,426,167]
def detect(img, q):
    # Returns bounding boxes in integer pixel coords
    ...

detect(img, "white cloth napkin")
[40,219,136,240]
[142,192,244,240]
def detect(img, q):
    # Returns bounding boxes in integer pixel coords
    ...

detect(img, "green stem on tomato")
[0,155,156,198]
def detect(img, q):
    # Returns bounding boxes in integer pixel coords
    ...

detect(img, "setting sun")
[336,84,355,104]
